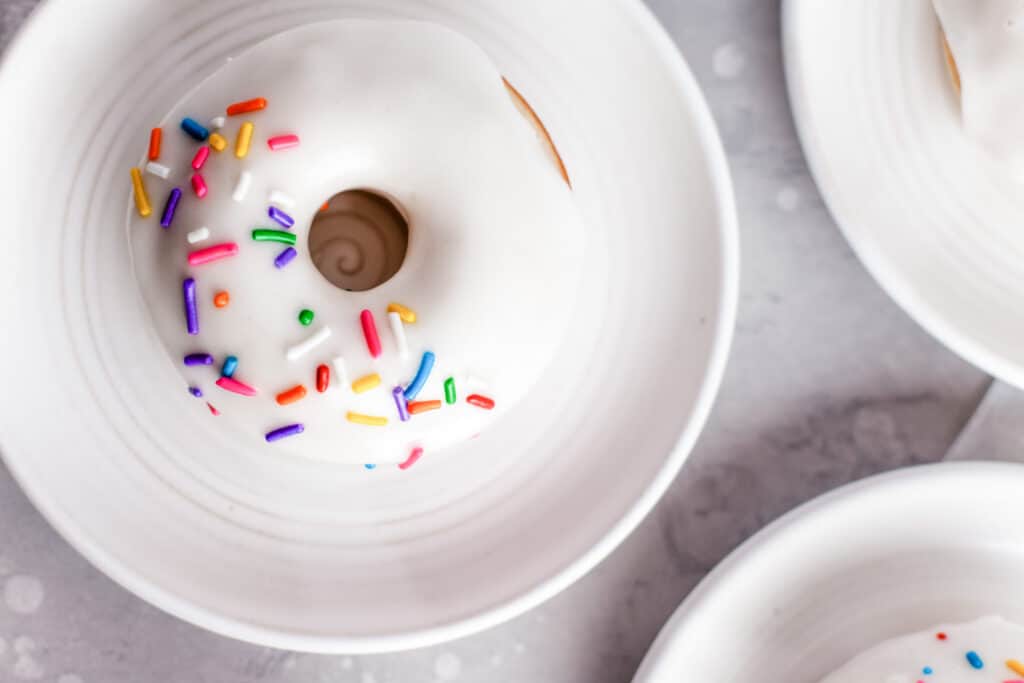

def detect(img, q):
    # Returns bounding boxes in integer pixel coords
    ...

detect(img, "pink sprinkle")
[191,146,210,170]
[267,134,300,151]
[216,376,257,396]
[360,309,382,358]
[191,173,208,198]
[207,402,220,415]
[188,242,238,266]
[398,447,424,470]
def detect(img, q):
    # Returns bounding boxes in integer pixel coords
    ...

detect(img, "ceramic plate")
[0,0,737,653]
[784,1,1024,387]
[633,462,1024,681]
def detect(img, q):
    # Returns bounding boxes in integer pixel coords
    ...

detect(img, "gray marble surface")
[0,1,1012,682]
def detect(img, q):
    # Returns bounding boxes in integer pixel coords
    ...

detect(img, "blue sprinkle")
[274,246,298,269]
[966,651,984,669]
[364,464,376,470]
[160,187,182,229]
[183,353,214,366]
[188,386,203,398]
[268,206,295,229]
[403,351,436,402]
[922,666,933,675]
[181,117,209,142]
[221,355,238,378]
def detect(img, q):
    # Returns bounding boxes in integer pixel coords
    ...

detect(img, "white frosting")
[820,616,1024,683]
[933,0,1024,174]
[128,21,583,464]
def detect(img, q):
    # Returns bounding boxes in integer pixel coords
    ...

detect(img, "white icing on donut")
[820,616,1024,682]
[129,20,583,464]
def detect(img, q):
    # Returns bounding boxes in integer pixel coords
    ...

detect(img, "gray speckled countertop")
[0,1,1015,682]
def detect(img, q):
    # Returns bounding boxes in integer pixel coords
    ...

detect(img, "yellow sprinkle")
[1008,660,1024,676]
[130,168,151,217]
[346,412,387,427]
[235,121,254,159]
[351,373,382,394]
[208,132,228,152]
[387,302,417,324]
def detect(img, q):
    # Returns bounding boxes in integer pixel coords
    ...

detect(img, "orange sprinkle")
[148,128,162,160]
[275,385,307,406]
[213,291,230,308]
[320,202,329,212]
[407,400,441,415]
[1008,660,1024,676]
[226,97,267,116]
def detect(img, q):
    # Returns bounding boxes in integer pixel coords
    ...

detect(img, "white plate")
[0,0,737,653]
[632,462,1024,681]
[784,1,1024,387]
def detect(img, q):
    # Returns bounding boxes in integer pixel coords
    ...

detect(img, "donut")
[128,21,585,466]
[820,616,1024,682]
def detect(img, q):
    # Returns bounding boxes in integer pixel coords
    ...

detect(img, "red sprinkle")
[188,242,238,266]
[267,134,300,151]
[316,364,330,393]
[467,394,495,410]
[191,173,208,198]
[226,97,267,116]
[937,633,947,641]
[275,385,307,406]
[408,400,442,415]
[216,376,257,396]
[360,309,382,358]
[148,127,162,160]
[398,447,424,470]
[207,402,220,416]
[191,145,210,170]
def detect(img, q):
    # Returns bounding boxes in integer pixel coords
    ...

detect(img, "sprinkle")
[320,202,329,212]
[191,173,208,199]
[352,373,381,394]
[226,97,267,116]
[181,117,209,142]
[408,400,441,415]
[268,190,296,208]
[265,423,304,442]
[316,364,330,392]
[191,146,210,170]
[216,376,257,396]
[232,171,252,202]
[398,447,424,470]
[467,394,495,410]
[213,291,230,308]
[188,242,238,266]
[922,667,933,675]
[268,205,294,228]
[183,353,213,366]
[186,226,210,244]
[444,377,456,404]
[252,228,297,245]
[274,247,297,269]
[160,187,182,228]
[208,132,228,152]
[267,134,300,151]
[130,168,152,217]
[207,402,220,415]
[183,277,198,335]
[221,355,238,378]
[188,386,203,398]
[937,633,947,641]
[285,326,331,361]
[966,651,984,670]
[298,309,314,326]
[388,311,409,359]
[209,116,226,130]
[346,412,387,427]
[235,121,254,158]
[364,464,376,470]
[360,309,382,358]
[145,161,171,179]
[148,127,162,160]
[393,386,410,421]
[404,351,436,401]
[1009,661,1024,676]
[275,385,307,406]
[387,302,417,324]
[331,356,349,387]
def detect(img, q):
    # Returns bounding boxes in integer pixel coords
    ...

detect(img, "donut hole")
[308,190,409,292]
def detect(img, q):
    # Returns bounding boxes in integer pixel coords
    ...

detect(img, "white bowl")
[0,0,738,652]
[633,462,1024,681]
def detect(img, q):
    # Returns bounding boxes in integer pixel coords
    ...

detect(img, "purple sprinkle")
[161,187,182,228]
[188,386,203,397]
[183,277,198,335]
[184,353,213,366]
[268,206,295,228]
[265,423,304,443]
[393,386,410,422]
[274,246,297,269]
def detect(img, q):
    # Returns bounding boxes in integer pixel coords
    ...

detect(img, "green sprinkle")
[444,376,456,405]
[298,309,314,326]
[251,228,296,245]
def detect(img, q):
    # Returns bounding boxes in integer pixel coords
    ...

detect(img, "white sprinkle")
[4,575,44,615]
[268,190,297,209]
[712,42,746,79]
[331,356,349,389]
[434,652,462,681]
[209,116,226,130]
[232,171,252,202]
[186,227,210,244]
[286,327,332,362]
[144,162,171,179]
[388,312,409,360]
